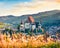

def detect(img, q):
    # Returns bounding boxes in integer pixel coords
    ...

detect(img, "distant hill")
[0,10,60,27]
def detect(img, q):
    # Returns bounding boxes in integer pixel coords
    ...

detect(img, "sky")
[0,0,60,16]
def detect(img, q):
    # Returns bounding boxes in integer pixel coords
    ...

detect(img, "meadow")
[0,33,60,48]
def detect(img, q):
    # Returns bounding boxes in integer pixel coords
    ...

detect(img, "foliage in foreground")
[0,42,60,48]
[0,33,60,48]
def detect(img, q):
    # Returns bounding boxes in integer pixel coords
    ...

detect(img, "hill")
[0,10,60,27]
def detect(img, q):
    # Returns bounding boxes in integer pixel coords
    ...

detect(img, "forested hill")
[0,10,60,27]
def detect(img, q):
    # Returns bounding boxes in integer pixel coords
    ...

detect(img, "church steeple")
[20,20,24,24]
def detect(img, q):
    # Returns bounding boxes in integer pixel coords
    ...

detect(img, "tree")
[17,24,20,32]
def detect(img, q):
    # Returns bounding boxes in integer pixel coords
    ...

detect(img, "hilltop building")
[28,16,35,23]
[19,20,25,32]
[19,16,43,34]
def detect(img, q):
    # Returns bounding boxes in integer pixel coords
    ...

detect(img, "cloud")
[0,0,60,16]
[33,0,60,3]
[56,0,60,3]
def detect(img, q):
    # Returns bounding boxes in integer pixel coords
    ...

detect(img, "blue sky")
[0,0,32,6]
[0,0,31,2]
[0,0,31,10]
[0,0,31,3]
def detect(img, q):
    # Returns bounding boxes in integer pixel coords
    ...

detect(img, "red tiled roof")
[28,16,35,23]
